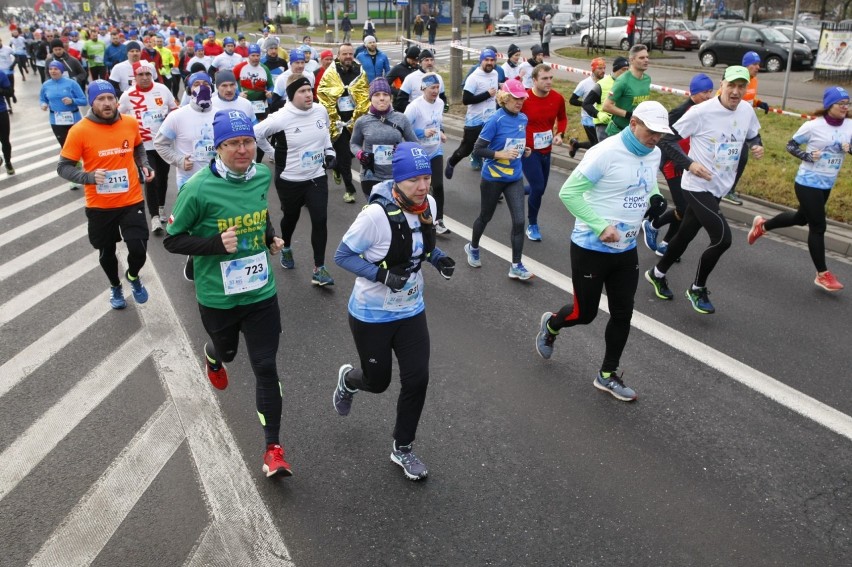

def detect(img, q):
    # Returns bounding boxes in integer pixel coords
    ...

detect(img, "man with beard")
[388,45,420,107]
[46,38,87,88]
[110,41,158,96]
[396,49,447,111]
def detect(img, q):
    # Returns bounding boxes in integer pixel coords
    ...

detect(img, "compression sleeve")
[558,170,610,237]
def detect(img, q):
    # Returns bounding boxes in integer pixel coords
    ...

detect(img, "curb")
[440,114,852,259]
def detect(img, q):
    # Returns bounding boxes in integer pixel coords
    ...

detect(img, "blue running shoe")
[686,287,715,314]
[526,224,542,242]
[125,271,148,304]
[280,247,295,269]
[535,312,556,360]
[312,265,335,286]
[508,263,534,280]
[593,370,637,401]
[642,219,659,252]
[333,364,357,416]
[390,442,428,480]
[109,285,126,310]
[644,269,673,300]
[444,161,455,180]
[464,243,481,268]
[655,241,668,257]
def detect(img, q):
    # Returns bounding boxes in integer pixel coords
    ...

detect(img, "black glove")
[443,102,450,113]
[376,265,411,292]
[647,194,667,220]
[357,150,374,169]
[324,154,337,170]
[435,257,455,280]
[756,101,769,114]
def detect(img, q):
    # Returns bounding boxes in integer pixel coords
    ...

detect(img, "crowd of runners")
[2,11,851,482]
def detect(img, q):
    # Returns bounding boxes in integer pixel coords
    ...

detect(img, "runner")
[208,36,242,79]
[350,77,418,199]
[163,109,293,478]
[445,48,498,180]
[82,29,107,80]
[56,80,154,310]
[568,57,606,157]
[118,60,178,235]
[582,56,629,143]
[518,45,543,89]
[40,60,87,188]
[396,49,447,110]
[463,80,535,280]
[254,75,337,286]
[388,45,420,107]
[602,44,650,139]
[332,142,456,481]
[109,40,158,96]
[46,38,87,88]
[521,63,567,243]
[271,49,315,107]
[645,66,763,314]
[747,86,852,292]
[641,73,715,257]
[404,73,449,234]
[0,71,12,174]
[502,44,522,81]
[534,101,672,402]
[211,69,255,119]
[260,38,287,84]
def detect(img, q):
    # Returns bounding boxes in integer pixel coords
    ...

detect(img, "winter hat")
[223,36,235,46]
[392,142,432,183]
[418,49,434,61]
[320,49,333,59]
[364,35,376,44]
[420,73,440,89]
[265,37,279,48]
[132,60,155,74]
[742,51,761,66]
[125,40,141,51]
[48,60,65,72]
[289,48,305,62]
[612,56,629,72]
[188,71,213,88]
[49,38,64,49]
[213,109,255,148]
[480,48,497,62]
[215,69,236,87]
[689,73,714,95]
[87,80,116,106]
[405,45,421,59]
[369,77,392,97]
[248,43,261,55]
[286,76,312,101]
[823,86,850,109]
[508,44,521,57]
[530,45,543,57]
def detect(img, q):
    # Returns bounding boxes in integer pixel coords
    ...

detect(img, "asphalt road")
[2,59,852,566]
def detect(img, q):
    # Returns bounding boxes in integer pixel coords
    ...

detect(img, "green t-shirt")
[167,164,277,309]
[84,40,106,67]
[606,71,651,136]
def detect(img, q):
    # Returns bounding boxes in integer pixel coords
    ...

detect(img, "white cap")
[631,101,672,134]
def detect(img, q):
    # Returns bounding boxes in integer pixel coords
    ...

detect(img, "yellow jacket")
[317,62,369,140]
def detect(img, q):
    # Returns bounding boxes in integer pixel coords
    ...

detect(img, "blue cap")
[824,86,850,109]
[223,36,235,46]
[742,51,760,66]
[392,142,432,183]
[213,110,255,148]
[188,71,212,87]
[87,79,116,106]
[689,73,714,95]
[289,48,305,62]
[248,43,261,55]
[480,48,496,62]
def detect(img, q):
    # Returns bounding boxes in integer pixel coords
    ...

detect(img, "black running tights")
[0,111,10,164]
[145,149,171,217]
[99,239,147,287]
[448,125,483,167]
[275,174,329,267]
[764,183,831,272]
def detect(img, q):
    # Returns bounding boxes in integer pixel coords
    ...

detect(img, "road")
[2,61,852,566]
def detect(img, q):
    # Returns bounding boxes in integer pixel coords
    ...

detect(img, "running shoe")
[312,265,334,286]
[464,243,481,268]
[747,215,766,245]
[109,285,126,310]
[184,256,195,282]
[526,224,542,242]
[125,270,149,304]
[535,311,556,360]
[508,263,534,280]
[333,170,342,185]
[815,271,844,292]
[721,191,743,206]
[151,215,164,235]
[390,443,428,480]
[435,219,451,235]
[685,287,715,314]
[644,269,673,300]
[568,137,579,159]
[263,443,293,478]
[655,242,668,257]
[444,161,455,180]
[342,192,356,203]
[593,370,637,402]
[333,364,357,416]
[70,184,80,191]
[280,247,295,269]
[641,219,658,252]
[203,342,228,390]
[6,165,14,175]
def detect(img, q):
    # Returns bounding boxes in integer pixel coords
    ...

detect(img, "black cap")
[405,45,421,60]
[49,38,64,49]
[612,56,629,72]
[531,44,543,57]
[419,49,434,61]
[508,44,520,57]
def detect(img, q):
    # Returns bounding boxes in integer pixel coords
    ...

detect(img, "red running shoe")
[815,271,844,292]
[204,343,228,390]
[263,444,293,477]
[747,216,766,245]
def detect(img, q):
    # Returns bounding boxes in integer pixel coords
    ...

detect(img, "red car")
[654,20,700,51]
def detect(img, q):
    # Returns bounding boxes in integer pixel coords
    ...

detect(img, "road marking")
[0,200,83,248]
[0,223,87,281]
[11,127,56,144]
[8,144,59,164]
[442,217,852,443]
[29,402,185,567]
[0,183,75,220]
[0,172,66,201]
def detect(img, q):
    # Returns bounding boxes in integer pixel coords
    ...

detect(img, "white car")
[495,14,533,36]
[581,16,647,50]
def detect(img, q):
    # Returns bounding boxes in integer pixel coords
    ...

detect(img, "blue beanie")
[87,80,116,106]
[480,48,496,62]
[742,51,760,66]
[223,36,235,46]
[248,43,261,55]
[213,110,255,148]
[188,71,212,88]
[689,73,714,95]
[823,86,850,109]
[48,60,65,72]
[392,142,432,183]
[289,48,305,62]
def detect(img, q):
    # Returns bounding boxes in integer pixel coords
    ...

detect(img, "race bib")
[533,130,553,150]
[503,138,526,155]
[193,139,216,162]
[93,54,104,64]
[300,149,323,169]
[171,67,181,75]
[714,141,741,172]
[338,95,355,112]
[141,109,165,128]
[220,251,269,295]
[814,151,842,174]
[373,144,394,165]
[252,99,267,114]
[54,111,74,125]
[602,220,640,250]
[382,279,421,311]
[96,168,130,194]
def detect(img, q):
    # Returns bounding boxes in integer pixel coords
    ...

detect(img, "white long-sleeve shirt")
[254,102,335,182]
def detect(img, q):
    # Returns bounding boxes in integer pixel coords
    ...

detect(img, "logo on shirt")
[316,120,325,129]
[154,96,163,106]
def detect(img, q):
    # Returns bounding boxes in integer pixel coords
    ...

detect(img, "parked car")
[495,14,533,36]
[653,19,700,51]
[701,19,734,33]
[551,12,580,35]
[698,23,815,71]
[775,25,821,61]
[528,4,559,19]
[682,19,711,43]
[581,16,649,50]
[759,18,795,27]
[575,15,592,31]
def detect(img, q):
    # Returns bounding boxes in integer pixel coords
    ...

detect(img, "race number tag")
[251,99,267,114]
[714,141,741,172]
[338,95,355,112]
[602,220,641,250]
[382,279,421,311]
[96,168,130,194]
[54,111,74,125]
[503,138,526,155]
[220,251,269,295]
[814,151,842,174]
[141,109,165,128]
[193,139,216,162]
[533,130,553,150]
[373,144,394,165]
[300,150,324,169]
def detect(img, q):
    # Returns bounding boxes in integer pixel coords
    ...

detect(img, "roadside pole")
[451,0,462,104]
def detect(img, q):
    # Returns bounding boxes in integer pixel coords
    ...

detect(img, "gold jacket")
[317,62,370,140]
